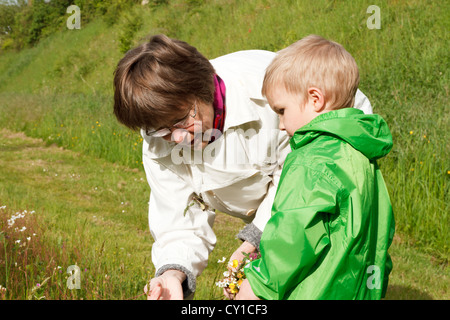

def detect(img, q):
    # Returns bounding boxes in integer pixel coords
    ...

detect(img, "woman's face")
[163,100,215,150]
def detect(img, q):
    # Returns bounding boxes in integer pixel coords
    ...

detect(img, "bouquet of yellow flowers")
[215,252,260,298]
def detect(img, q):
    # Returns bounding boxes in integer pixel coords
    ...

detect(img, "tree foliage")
[0,0,141,51]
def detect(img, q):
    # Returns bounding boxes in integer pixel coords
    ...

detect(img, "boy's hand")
[235,279,260,300]
[144,270,185,300]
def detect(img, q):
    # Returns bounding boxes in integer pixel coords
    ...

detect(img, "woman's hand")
[223,241,257,300]
[144,269,186,300]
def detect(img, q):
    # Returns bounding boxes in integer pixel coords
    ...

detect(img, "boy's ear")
[308,87,325,112]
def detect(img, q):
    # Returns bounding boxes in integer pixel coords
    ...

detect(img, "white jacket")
[141,50,373,296]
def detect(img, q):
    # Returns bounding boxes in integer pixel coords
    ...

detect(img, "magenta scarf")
[210,74,226,142]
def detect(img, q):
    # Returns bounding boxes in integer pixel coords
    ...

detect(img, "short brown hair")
[113,34,216,131]
[262,35,359,110]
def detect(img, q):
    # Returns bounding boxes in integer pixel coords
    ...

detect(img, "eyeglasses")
[145,101,197,137]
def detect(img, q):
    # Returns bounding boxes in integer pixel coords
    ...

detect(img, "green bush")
[0,0,142,50]
[118,12,144,53]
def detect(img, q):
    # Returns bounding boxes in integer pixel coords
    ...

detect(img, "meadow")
[0,0,448,300]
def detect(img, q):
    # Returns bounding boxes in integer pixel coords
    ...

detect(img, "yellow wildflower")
[231,259,239,269]
[409,131,413,135]
[228,283,238,294]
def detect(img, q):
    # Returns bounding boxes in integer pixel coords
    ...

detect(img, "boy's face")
[267,85,320,137]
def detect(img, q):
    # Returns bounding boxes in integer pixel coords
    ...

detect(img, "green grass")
[0,129,249,299]
[0,0,448,299]
[0,129,447,300]
[0,129,153,299]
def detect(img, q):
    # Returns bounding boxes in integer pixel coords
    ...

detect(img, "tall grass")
[0,130,156,299]
[0,205,152,300]
[0,0,448,294]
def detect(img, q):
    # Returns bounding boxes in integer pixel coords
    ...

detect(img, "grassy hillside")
[0,0,448,299]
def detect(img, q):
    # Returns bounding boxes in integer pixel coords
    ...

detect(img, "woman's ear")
[308,87,325,112]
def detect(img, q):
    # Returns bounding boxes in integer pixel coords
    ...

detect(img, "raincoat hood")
[291,108,393,160]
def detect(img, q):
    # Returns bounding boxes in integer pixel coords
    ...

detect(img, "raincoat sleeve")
[142,152,216,297]
[245,164,339,300]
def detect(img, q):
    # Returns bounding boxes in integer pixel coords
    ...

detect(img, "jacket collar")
[290,108,393,160]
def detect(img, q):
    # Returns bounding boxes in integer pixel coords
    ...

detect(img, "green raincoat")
[245,108,395,300]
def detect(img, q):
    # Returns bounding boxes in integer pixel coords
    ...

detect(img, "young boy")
[236,35,395,300]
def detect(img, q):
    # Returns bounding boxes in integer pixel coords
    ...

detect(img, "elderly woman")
[113,34,372,299]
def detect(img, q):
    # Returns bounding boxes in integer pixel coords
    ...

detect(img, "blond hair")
[262,35,359,110]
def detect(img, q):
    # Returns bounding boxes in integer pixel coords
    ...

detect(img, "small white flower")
[15,240,20,244]
[217,257,226,263]
[223,271,230,277]
[27,237,31,241]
